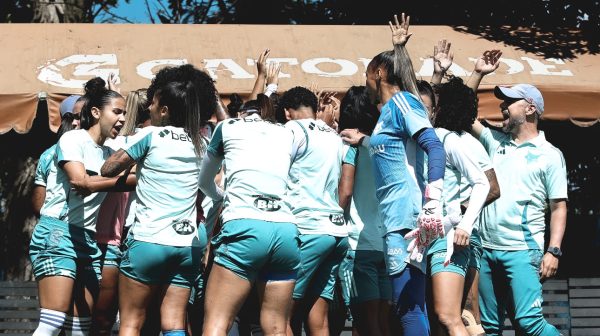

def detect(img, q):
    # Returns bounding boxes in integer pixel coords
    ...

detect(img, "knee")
[438,313,463,330]
[261,325,289,336]
[92,314,116,331]
[202,317,235,336]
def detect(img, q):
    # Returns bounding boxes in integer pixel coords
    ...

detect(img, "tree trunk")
[0,157,37,280]
[32,0,91,23]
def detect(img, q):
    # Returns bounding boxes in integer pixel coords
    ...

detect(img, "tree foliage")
[2,0,120,23]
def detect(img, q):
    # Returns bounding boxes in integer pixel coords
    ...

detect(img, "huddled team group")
[28,14,568,336]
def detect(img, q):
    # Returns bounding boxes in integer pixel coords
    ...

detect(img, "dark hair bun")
[84,77,107,96]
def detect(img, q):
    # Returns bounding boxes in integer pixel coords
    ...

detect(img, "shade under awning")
[0,23,598,133]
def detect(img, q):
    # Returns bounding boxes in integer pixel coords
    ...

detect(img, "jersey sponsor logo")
[329,213,345,226]
[159,129,193,143]
[253,195,282,212]
[171,132,192,142]
[171,219,196,235]
[369,144,385,156]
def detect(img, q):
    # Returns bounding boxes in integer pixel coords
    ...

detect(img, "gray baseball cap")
[59,95,82,117]
[494,84,544,115]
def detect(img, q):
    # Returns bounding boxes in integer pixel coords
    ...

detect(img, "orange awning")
[0,24,598,133]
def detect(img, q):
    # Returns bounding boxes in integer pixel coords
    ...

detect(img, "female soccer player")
[199,94,300,336]
[420,77,490,336]
[340,14,446,334]
[101,64,217,336]
[337,86,391,336]
[29,77,129,336]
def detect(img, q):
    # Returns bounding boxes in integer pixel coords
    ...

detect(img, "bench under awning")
[0,24,598,133]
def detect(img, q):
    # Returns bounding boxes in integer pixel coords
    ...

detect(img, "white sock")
[32,308,67,336]
[64,316,91,336]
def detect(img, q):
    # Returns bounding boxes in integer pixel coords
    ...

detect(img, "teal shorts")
[212,219,300,282]
[339,250,392,305]
[428,236,470,277]
[468,228,482,270]
[293,234,349,301]
[120,239,202,289]
[99,243,122,268]
[385,230,427,275]
[29,216,102,286]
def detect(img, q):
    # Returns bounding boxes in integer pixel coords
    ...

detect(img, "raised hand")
[317,91,335,111]
[256,49,270,77]
[389,13,412,46]
[433,39,454,73]
[474,49,502,75]
[309,82,319,96]
[107,72,120,94]
[317,103,335,128]
[266,62,282,86]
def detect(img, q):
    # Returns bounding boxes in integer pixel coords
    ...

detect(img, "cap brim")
[494,86,522,101]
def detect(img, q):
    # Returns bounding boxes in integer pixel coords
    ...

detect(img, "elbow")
[488,185,501,203]
[100,166,109,177]
[101,161,118,177]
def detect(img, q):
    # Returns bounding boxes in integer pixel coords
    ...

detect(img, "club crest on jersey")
[329,214,345,226]
[253,195,282,212]
[171,219,195,235]
[48,228,64,247]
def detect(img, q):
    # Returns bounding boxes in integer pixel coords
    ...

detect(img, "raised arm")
[390,13,420,97]
[466,50,502,139]
[431,39,454,85]
[249,49,270,101]
[467,50,502,93]
[265,61,281,97]
[214,91,229,122]
[107,72,121,94]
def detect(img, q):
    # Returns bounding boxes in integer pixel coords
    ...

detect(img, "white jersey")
[207,114,296,224]
[436,128,489,235]
[457,132,493,204]
[40,129,113,231]
[124,126,202,247]
[286,119,347,237]
[343,145,385,251]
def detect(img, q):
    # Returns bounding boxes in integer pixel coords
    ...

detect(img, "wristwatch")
[546,246,562,258]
